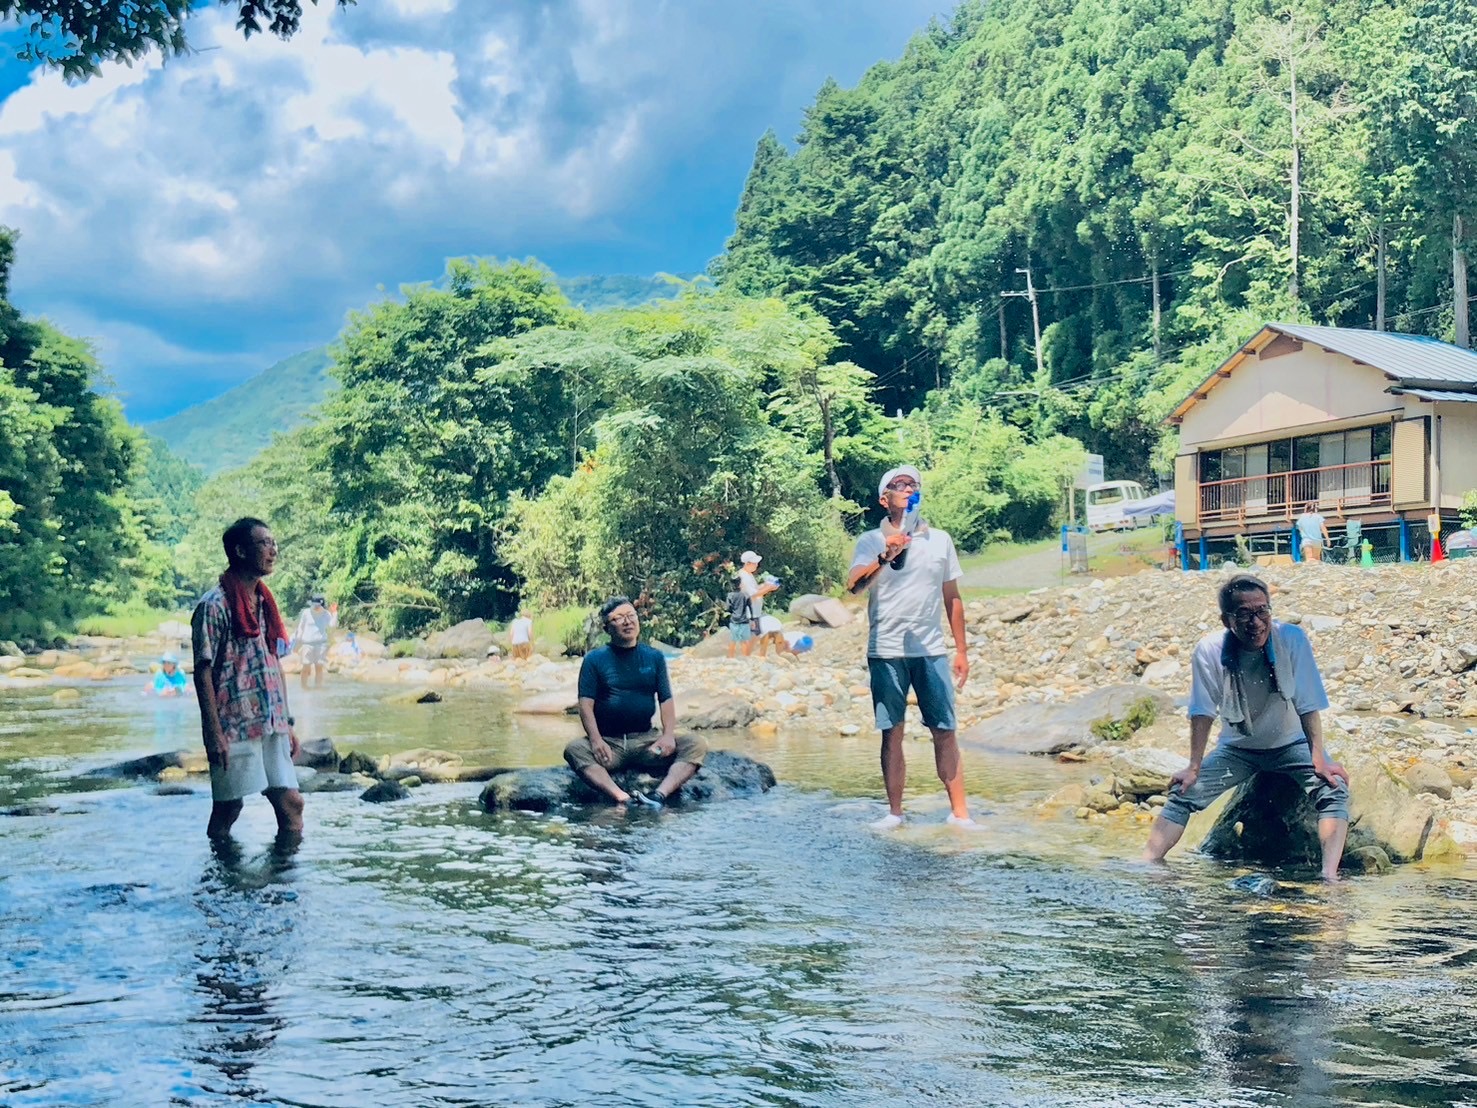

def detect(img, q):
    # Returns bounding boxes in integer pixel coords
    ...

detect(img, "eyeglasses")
[1230,605,1272,624]
[253,538,279,550]
[886,479,919,492]
[608,612,638,625]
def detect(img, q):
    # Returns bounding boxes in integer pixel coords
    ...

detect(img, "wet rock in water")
[338,751,380,777]
[1199,757,1438,868]
[4,803,59,816]
[1404,761,1454,800]
[52,687,82,702]
[1198,774,1325,869]
[479,750,776,813]
[157,766,189,784]
[680,694,758,730]
[293,737,340,770]
[300,772,375,794]
[516,688,578,715]
[361,780,411,803]
[154,784,195,797]
[960,685,1175,756]
[1343,845,1394,874]
[1110,748,1189,799]
[389,688,442,705]
[89,751,190,778]
[383,748,463,782]
[1228,873,1279,897]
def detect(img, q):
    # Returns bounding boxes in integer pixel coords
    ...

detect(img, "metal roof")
[1169,323,1477,423]
[1267,323,1477,384]
[1388,387,1477,403]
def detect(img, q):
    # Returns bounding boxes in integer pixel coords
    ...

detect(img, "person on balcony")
[1295,503,1331,563]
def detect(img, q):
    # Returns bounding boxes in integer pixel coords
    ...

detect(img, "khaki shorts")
[209,733,300,803]
[563,730,708,774]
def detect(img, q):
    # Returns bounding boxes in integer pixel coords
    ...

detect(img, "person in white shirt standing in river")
[847,465,979,831]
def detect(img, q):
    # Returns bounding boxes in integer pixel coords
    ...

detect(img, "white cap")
[741,550,761,564]
[161,652,178,664]
[878,465,922,498]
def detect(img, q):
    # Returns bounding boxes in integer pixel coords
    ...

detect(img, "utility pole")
[1001,265,1045,380]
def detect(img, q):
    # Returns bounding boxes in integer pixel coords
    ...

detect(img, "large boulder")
[679,694,758,730]
[293,737,340,770]
[788,595,852,628]
[382,748,464,782]
[479,750,776,813]
[421,619,495,659]
[517,688,579,715]
[1196,756,1442,868]
[0,640,24,658]
[361,780,411,803]
[1110,747,1189,799]
[960,685,1176,756]
[156,620,191,642]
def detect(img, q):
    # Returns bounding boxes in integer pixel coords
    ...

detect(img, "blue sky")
[0,0,953,422]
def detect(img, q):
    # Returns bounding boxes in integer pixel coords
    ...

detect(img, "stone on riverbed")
[300,771,377,794]
[680,694,758,730]
[1196,756,1449,868]
[960,685,1175,756]
[89,750,209,778]
[478,750,776,813]
[361,779,411,803]
[294,737,340,769]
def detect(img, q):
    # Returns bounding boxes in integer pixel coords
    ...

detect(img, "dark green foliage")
[718,0,1477,481]
[0,0,355,79]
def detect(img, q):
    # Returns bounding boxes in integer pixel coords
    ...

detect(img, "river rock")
[7,667,48,678]
[1139,659,1182,684]
[421,619,495,659]
[89,751,192,778]
[1346,758,1438,862]
[338,751,381,777]
[959,685,1175,755]
[293,737,340,770]
[679,694,757,730]
[52,687,82,702]
[32,650,82,669]
[1110,748,1189,799]
[478,750,776,813]
[361,779,411,803]
[1404,761,1454,800]
[385,748,463,780]
[4,803,59,816]
[389,688,442,705]
[0,640,22,658]
[154,784,196,797]
[300,772,376,794]
[517,688,579,715]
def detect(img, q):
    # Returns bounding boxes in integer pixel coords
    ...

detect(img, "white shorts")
[209,734,300,803]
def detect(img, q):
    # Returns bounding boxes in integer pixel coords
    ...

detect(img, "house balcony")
[1197,460,1392,525]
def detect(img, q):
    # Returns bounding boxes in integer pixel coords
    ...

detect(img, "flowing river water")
[4,677,1477,1107]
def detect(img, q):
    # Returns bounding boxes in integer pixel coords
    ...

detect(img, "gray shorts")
[300,641,329,665]
[868,655,956,732]
[209,733,300,803]
[1159,739,1349,826]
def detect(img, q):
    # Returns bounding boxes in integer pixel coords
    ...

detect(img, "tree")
[1,0,355,79]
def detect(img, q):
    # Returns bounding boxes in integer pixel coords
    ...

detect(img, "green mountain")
[146,346,335,475]
[146,273,696,475]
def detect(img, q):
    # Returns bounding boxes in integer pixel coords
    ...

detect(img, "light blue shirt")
[1296,512,1326,545]
[1188,622,1328,750]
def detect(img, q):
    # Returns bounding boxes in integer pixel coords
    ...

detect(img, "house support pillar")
[1400,517,1411,562]
[1198,534,1208,571]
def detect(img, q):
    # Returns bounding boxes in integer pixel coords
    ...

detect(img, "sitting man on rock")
[563,596,707,808]
[1142,573,1350,881]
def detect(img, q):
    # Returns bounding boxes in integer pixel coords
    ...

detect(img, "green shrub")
[1089,696,1159,743]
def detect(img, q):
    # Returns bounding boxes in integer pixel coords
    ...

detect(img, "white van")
[1085,480,1149,532]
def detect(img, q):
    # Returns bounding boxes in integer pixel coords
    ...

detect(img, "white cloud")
[0,0,953,420]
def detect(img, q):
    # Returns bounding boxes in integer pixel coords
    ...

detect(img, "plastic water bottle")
[892,491,922,571]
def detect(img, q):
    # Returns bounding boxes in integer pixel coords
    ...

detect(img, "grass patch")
[957,535,1059,574]
[74,603,190,638]
[1089,696,1159,743]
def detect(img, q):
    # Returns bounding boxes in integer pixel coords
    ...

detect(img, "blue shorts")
[868,655,956,732]
[729,623,752,643]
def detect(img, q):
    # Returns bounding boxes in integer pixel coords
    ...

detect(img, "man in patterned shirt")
[191,517,304,840]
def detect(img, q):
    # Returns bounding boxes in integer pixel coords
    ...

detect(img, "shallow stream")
[4,678,1477,1106]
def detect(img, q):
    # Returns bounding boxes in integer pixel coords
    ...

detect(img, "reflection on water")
[2,680,1477,1105]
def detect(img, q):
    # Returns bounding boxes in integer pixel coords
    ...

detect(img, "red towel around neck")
[219,571,289,653]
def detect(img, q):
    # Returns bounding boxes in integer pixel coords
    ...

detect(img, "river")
[4,677,1477,1106]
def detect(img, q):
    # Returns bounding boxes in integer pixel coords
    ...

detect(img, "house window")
[1201,451,1222,483]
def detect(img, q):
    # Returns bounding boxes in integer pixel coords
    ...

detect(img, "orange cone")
[1433,533,1446,562]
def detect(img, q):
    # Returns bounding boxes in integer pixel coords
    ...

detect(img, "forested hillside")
[147,273,696,473]
[147,346,335,475]
[717,0,1477,477]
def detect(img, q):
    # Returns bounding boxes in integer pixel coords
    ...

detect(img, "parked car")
[1085,480,1150,531]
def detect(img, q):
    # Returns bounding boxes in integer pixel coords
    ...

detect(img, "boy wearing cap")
[152,653,189,697]
[847,466,979,830]
[737,550,778,659]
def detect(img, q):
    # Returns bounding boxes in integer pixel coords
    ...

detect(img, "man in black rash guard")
[563,596,708,807]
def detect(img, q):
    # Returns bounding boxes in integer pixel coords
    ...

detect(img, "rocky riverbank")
[8,558,1477,862]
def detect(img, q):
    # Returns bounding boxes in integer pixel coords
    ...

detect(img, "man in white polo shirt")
[846,465,978,830]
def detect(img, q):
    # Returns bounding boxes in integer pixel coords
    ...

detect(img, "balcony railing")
[1198,460,1392,524]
